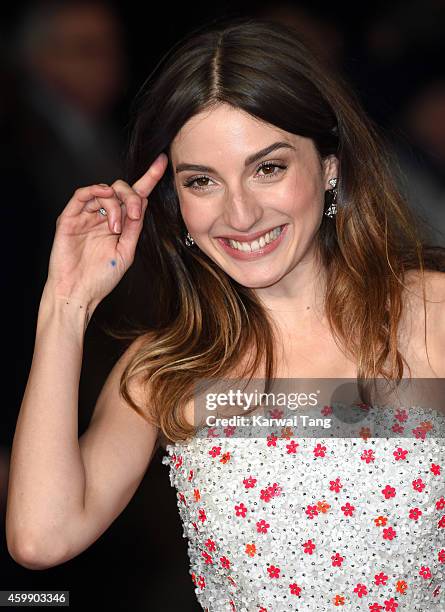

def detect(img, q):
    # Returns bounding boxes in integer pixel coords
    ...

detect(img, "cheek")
[179,196,216,232]
[277,177,322,217]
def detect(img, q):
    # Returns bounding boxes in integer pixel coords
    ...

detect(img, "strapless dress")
[162,400,445,611]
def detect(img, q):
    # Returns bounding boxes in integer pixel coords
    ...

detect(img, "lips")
[217,224,286,243]
[216,223,288,260]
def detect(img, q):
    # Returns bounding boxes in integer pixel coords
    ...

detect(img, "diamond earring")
[324,177,338,218]
[184,231,195,246]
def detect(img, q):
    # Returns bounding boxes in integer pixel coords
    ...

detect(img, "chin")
[225,267,288,289]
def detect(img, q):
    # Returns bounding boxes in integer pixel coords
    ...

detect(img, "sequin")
[161,404,445,611]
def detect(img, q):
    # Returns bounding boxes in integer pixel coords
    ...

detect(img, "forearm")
[6,285,93,562]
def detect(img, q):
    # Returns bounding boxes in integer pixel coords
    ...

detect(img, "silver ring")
[98,207,107,216]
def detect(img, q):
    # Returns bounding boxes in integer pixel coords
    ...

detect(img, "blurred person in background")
[6,0,128,291]
[2,3,198,610]
[4,2,444,609]
[6,14,445,610]
[3,0,131,421]
[257,0,445,249]
[255,0,346,72]
[353,0,445,248]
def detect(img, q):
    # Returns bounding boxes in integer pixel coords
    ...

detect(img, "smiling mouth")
[220,224,286,253]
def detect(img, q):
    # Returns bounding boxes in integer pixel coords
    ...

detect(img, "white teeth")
[227,225,283,252]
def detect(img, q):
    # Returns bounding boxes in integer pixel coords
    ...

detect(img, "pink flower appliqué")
[201,550,213,565]
[260,483,282,502]
[329,477,343,493]
[353,583,368,598]
[374,572,389,586]
[205,538,216,551]
[266,434,278,447]
[331,552,345,567]
[382,485,396,499]
[267,565,281,578]
[313,443,327,457]
[235,503,247,517]
[382,526,397,540]
[431,463,441,476]
[341,502,355,517]
[256,519,270,534]
[286,440,299,454]
[409,508,422,521]
[305,504,319,519]
[361,449,375,463]
[394,408,408,422]
[393,447,408,461]
[412,478,426,492]
[289,582,302,596]
[419,566,432,580]
[302,539,316,554]
[243,476,257,489]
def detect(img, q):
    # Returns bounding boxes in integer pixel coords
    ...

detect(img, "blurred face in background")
[170,103,338,295]
[25,3,127,116]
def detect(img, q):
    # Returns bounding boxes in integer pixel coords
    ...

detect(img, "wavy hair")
[100,16,445,450]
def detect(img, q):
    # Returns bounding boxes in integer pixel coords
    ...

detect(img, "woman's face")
[169,103,338,289]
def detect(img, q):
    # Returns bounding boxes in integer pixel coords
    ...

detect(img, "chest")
[182,290,443,428]
[273,305,440,380]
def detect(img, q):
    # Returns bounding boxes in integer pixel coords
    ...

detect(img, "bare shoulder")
[400,269,445,377]
[402,269,445,310]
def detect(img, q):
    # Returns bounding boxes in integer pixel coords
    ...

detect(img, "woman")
[7,15,445,611]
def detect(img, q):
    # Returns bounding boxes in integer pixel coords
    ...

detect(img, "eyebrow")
[175,141,296,174]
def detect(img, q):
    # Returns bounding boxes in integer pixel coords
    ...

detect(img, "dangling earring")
[184,231,195,246]
[324,177,338,218]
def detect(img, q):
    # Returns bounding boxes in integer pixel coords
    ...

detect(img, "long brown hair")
[101,16,445,450]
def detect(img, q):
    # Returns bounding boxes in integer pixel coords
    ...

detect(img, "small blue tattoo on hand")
[110,259,116,267]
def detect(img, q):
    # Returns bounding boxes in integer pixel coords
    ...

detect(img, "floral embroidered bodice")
[161,403,445,611]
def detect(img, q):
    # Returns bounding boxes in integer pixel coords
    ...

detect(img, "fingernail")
[152,153,167,169]
[114,221,121,233]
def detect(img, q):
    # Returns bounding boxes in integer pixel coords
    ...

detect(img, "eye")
[182,160,288,191]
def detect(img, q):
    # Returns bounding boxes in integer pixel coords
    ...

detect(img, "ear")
[322,155,339,190]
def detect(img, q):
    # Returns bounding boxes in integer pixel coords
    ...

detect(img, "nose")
[222,187,264,232]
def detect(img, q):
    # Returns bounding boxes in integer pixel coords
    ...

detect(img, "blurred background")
[1,0,444,610]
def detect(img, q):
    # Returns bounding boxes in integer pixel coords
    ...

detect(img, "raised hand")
[45,152,168,311]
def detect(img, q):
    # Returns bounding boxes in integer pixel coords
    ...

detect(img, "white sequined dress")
[161,402,445,611]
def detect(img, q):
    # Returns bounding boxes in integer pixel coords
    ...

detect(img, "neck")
[253,258,328,335]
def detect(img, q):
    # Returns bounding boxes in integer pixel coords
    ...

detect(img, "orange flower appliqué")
[245,543,256,557]
[220,452,231,463]
[317,500,330,513]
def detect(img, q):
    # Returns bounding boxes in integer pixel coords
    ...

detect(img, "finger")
[111,179,143,221]
[131,153,168,199]
[117,196,149,256]
[84,193,124,234]
[62,184,115,217]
